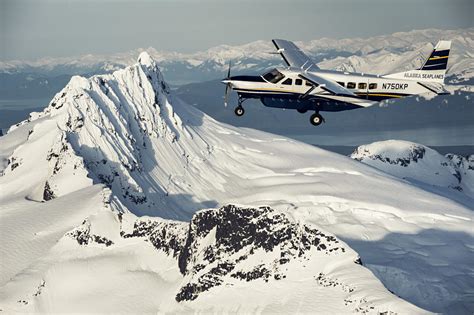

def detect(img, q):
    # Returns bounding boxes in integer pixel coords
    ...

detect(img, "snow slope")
[351,140,474,199]
[1,53,473,313]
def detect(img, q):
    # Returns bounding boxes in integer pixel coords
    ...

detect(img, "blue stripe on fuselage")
[235,88,409,112]
[229,75,265,83]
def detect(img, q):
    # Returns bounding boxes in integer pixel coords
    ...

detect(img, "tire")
[310,113,323,126]
[297,108,307,114]
[234,106,245,117]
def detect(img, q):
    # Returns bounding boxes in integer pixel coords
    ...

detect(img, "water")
[289,126,474,147]
[0,99,50,111]
[317,145,474,157]
[0,99,49,131]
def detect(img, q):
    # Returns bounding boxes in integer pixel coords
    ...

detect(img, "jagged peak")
[137,51,156,69]
[4,52,190,215]
[67,75,91,90]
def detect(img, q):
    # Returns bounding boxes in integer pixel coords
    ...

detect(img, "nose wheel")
[234,106,245,117]
[233,95,246,117]
[310,112,324,126]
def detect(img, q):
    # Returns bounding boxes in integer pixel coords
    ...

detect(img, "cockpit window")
[262,69,285,83]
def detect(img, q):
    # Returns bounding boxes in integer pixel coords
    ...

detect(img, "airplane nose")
[221,79,231,85]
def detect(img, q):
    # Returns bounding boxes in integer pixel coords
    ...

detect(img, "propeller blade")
[224,61,232,107]
[224,83,230,107]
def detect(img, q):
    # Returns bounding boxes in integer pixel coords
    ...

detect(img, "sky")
[0,0,473,60]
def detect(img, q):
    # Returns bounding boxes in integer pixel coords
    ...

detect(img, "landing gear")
[310,112,324,126]
[234,95,246,117]
[234,106,245,116]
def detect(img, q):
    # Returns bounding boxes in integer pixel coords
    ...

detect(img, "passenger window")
[347,82,356,89]
[358,83,367,89]
[337,82,345,87]
[369,83,377,90]
[295,79,303,86]
[282,78,292,85]
[305,81,312,86]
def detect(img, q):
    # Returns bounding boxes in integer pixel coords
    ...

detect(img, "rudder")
[419,40,451,71]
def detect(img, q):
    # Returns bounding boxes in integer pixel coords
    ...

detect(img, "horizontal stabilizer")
[417,81,450,95]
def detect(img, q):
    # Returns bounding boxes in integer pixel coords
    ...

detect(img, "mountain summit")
[0,54,473,313]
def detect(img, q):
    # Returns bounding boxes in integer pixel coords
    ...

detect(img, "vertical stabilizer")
[383,40,451,83]
[419,40,451,71]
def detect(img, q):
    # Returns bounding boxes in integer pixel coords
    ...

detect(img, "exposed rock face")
[117,205,357,303]
[43,181,55,201]
[121,217,188,258]
[67,219,114,247]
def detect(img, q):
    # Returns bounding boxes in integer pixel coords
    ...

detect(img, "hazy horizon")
[1,0,473,61]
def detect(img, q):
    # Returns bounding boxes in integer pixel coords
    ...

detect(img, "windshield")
[262,69,285,84]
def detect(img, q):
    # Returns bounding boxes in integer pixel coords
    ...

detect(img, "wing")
[299,72,356,97]
[272,39,355,97]
[272,39,318,70]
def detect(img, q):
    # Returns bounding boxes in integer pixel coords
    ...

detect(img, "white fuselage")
[229,67,432,110]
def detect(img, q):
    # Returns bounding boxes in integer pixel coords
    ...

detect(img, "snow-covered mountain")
[351,140,474,199]
[1,28,473,84]
[1,53,473,313]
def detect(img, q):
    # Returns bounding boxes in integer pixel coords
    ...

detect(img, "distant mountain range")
[1,28,473,142]
[1,28,473,87]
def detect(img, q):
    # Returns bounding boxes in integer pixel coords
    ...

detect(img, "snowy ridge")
[351,140,474,198]
[0,204,423,313]
[1,54,473,313]
[123,205,412,313]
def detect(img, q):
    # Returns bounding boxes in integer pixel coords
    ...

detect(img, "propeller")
[223,61,232,107]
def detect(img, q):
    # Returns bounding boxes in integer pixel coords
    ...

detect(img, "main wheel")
[310,113,323,126]
[234,106,245,117]
[297,108,307,114]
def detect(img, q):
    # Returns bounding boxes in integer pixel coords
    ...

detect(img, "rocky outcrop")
[118,205,358,303]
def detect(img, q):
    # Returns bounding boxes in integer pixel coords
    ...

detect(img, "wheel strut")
[234,95,246,117]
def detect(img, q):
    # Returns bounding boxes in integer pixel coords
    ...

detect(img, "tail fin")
[419,40,451,71]
[383,40,451,83]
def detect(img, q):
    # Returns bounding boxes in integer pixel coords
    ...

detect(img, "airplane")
[222,39,451,126]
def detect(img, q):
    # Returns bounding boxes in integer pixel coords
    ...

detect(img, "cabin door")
[361,79,369,99]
